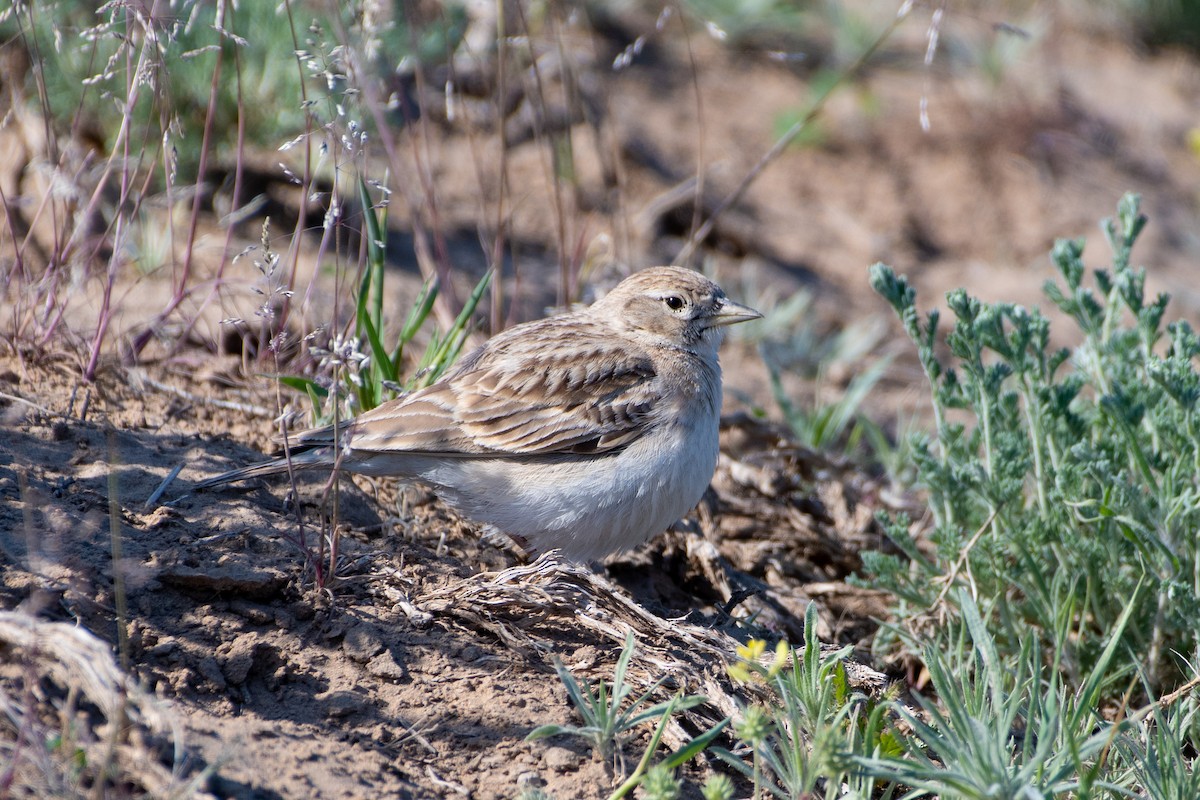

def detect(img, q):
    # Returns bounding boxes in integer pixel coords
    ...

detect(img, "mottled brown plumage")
[196,266,761,560]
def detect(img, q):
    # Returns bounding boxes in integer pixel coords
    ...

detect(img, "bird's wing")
[306,318,660,457]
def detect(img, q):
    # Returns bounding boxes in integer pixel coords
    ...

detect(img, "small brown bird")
[197,266,761,561]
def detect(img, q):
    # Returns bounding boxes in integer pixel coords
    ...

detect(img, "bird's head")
[596,266,762,351]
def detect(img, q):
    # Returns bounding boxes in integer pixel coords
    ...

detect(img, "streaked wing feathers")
[305,320,659,457]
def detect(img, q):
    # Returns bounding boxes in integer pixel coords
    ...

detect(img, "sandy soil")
[3,3,1200,798]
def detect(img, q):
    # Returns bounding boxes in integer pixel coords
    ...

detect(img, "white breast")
[420,403,720,561]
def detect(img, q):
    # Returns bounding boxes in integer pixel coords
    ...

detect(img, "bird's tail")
[194,448,334,490]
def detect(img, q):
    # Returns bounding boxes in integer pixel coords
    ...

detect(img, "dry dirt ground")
[0,351,898,799]
[4,3,1200,798]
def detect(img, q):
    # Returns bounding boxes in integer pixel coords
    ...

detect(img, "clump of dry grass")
[0,610,205,798]
[405,554,888,757]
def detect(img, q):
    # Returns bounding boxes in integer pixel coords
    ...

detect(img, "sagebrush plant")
[1115,688,1200,800]
[862,194,1200,697]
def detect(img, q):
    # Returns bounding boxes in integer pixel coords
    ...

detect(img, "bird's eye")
[663,295,686,311]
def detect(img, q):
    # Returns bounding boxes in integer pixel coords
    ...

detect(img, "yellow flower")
[730,639,793,683]
[768,639,790,678]
[729,639,768,683]
[736,639,767,663]
[1189,127,1200,161]
[727,661,753,683]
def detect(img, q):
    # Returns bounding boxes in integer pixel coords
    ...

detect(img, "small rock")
[342,623,385,663]
[230,601,273,625]
[543,746,582,773]
[148,638,178,658]
[365,651,408,681]
[319,690,366,718]
[319,618,347,642]
[160,564,286,599]
[197,656,227,690]
[265,659,290,691]
[137,505,177,529]
[568,645,599,670]
[219,633,259,685]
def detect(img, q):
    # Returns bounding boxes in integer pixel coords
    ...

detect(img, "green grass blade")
[400,277,439,343]
[423,269,493,385]
[276,375,328,398]
[551,659,594,725]
[358,307,396,386]
[357,177,386,332]
[607,696,679,800]
[661,717,730,769]
[393,276,440,373]
[525,724,580,741]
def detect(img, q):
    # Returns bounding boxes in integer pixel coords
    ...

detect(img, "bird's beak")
[709,298,763,327]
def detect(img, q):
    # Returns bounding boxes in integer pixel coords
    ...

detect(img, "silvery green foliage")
[864,193,1200,693]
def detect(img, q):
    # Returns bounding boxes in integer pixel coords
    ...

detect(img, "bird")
[196,266,762,561]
